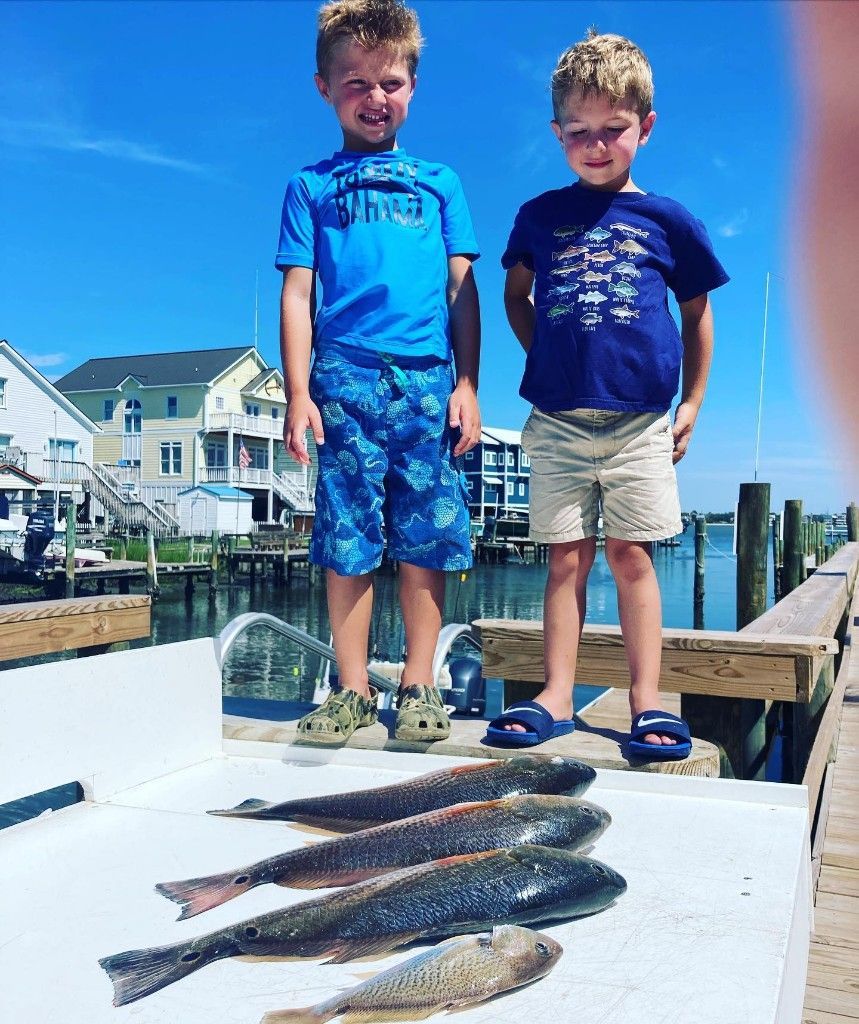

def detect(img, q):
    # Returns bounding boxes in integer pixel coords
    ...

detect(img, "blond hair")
[316,0,423,78]
[551,30,654,121]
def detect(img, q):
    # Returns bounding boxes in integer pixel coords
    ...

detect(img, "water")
[1,523,759,827]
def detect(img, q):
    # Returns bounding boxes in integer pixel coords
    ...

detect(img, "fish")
[548,283,579,298]
[612,261,641,278]
[553,225,584,238]
[583,227,612,243]
[259,925,563,1024]
[580,312,602,326]
[552,245,588,260]
[99,847,625,1006]
[156,796,611,919]
[578,270,612,284]
[610,306,640,320]
[577,290,608,305]
[609,281,639,299]
[547,303,570,319]
[609,222,649,238]
[208,755,596,829]
[584,249,615,265]
[613,239,647,256]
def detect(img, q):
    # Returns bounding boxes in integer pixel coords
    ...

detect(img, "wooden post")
[64,503,76,599]
[209,530,219,593]
[693,515,706,630]
[848,502,859,542]
[119,534,128,561]
[227,534,236,584]
[782,500,803,595]
[771,513,781,601]
[146,531,160,599]
[184,572,194,599]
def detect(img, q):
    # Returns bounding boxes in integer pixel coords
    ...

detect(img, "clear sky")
[0,0,851,513]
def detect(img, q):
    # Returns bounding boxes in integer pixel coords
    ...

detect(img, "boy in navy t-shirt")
[489,30,728,759]
[276,0,481,745]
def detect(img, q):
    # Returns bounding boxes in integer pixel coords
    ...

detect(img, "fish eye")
[234,874,249,885]
[592,863,607,875]
[582,806,595,815]
[181,951,201,963]
[245,927,260,939]
[535,941,552,957]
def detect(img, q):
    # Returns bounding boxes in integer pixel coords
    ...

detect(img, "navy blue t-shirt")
[502,184,729,413]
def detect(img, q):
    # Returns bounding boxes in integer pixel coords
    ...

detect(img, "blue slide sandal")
[484,700,575,748]
[628,710,692,761]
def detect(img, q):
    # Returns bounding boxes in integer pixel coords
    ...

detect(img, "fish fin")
[155,867,257,920]
[430,850,498,869]
[324,934,416,965]
[207,798,273,818]
[274,866,390,889]
[291,815,384,833]
[449,761,496,776]
[98,939,212,1006]
[341,1010,442,1024]
[261,1008,329,1024]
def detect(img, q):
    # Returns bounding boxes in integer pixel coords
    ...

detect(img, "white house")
[176,484,254,535]
[0,340,100,514]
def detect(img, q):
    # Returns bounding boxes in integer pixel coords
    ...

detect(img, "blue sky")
[0,0,850,512]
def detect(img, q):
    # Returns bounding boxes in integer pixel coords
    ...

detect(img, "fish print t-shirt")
[502,184,729,412]
[276,148,479,364]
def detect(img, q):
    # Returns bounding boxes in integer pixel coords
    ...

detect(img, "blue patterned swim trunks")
[308,351,473,576]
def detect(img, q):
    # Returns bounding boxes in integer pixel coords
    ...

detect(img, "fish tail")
[155,866,258,919]
[260,1007,330,1024]
[207,798,276,818]
[98,938,217,1005]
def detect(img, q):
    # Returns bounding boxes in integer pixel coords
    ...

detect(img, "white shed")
[176,485,253,535]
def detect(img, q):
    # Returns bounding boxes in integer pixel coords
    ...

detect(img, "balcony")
[207,412,283,439]
[201,466,273,487]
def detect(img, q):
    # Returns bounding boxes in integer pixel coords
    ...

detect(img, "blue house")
[462,427,530,521]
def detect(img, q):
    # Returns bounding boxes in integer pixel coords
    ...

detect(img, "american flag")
[238,437,252,470]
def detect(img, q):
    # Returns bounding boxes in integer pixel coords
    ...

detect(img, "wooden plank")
[811,905,859,949]
[475,620,835,702]
[802,1011,858,1024]
[818,866,859,900]
[0,595,151,661]
[802,984,859,1018]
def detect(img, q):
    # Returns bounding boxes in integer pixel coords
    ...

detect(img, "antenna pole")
[753,272,771,483]
[254,270,259,350]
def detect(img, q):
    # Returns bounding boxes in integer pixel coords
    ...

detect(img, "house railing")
[207,412,282,438]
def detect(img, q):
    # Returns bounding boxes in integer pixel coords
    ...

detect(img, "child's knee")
[605,539,654,583]
[548,540,595,582]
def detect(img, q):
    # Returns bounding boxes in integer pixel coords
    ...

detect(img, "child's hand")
[284,395,324,465]
[671,401,699,463]
[449,383,481,457]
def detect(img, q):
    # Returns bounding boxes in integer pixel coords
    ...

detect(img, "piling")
[848,502,858,542]
[119,534,128,561]
[782,500,804,595]
[209,530,219,593]
[693,515,706,630]
[227,534,236,585]
[64,503,76,599]
[146,531,160,599]
[771,513,782,600]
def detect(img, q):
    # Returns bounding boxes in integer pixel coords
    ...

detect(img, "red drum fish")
[99,846,626,1006]
[208,755,596,831]
[156,795,611,919]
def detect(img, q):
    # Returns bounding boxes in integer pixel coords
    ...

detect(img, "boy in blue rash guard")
[276,0,481,745]
[489,31,728,758]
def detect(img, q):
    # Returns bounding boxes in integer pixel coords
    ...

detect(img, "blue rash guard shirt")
[276,148,479,364]
[502,184,729,413]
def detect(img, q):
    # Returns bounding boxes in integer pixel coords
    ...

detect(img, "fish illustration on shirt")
[579,312,602,326]
[584,250,615,265]
[612,261,641,278]
[552,245,589,261]
[583,227,613,243]
[551,262,587,275]
[609,281,639,300]
[610,306,640,320]
[554,225,585,238]
[578,270,612,284]
[610,222,650,238]
[577,290,608,305]
[547,303,572,320]
[549,283,580,298]
[613,240,647,257]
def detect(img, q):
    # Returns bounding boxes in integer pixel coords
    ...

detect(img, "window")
[271,407,279,420]
[245,403,260,417]
[206,442,226,468]
[160,442,182,475]
[0,379,6,408]
[518,483,525,496]
[521,452,530,468]
[507,452,514,466]
[484,451,496,465]
[507,482,514,496]
[102,399,114,421]
[465,450,473,460]
[166,396,178,419]
[248,445,268,469]
[215,396,225,411]
[0,434,11,447]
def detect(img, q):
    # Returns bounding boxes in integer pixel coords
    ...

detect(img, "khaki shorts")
[522,407,682,543]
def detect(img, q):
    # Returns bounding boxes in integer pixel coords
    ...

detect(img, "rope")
[704,534,736,560]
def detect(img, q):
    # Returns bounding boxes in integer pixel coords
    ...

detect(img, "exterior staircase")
[272,470,314,513]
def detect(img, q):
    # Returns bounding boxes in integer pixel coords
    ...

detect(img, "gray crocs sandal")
[395,684,451,742]
[297,687,378,746]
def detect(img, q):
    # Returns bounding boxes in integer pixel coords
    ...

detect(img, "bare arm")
[280,266,324,465]
[447,255,481,456]
[673,293,714,463]
[504,263,537,352]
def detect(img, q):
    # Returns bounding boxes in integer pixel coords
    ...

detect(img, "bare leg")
[326,569,374,697]
[398,562,445,686]
[604,537,675,746]
[505,537,596,732]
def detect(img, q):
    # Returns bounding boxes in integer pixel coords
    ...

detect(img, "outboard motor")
[446,657,485,716]
[23,505,55,573]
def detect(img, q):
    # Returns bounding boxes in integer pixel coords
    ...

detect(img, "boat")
[0,610,811,1023]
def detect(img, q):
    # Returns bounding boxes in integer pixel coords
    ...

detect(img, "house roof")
[0,463,44,488]
[177,485,253,500]
[482,426,522,446]
[0,341,101,435]
[55,346,261,393]
[242,368,283,394]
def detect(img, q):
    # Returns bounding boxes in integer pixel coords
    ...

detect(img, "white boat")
[0,620,811,1023]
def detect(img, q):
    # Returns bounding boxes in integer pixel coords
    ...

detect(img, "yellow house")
[56,346,315,526]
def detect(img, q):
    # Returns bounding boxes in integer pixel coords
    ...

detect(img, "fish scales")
[157,796,611,919]
[100,847,626,1006]
[260,925,564,1024]
[208,755,596,828]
